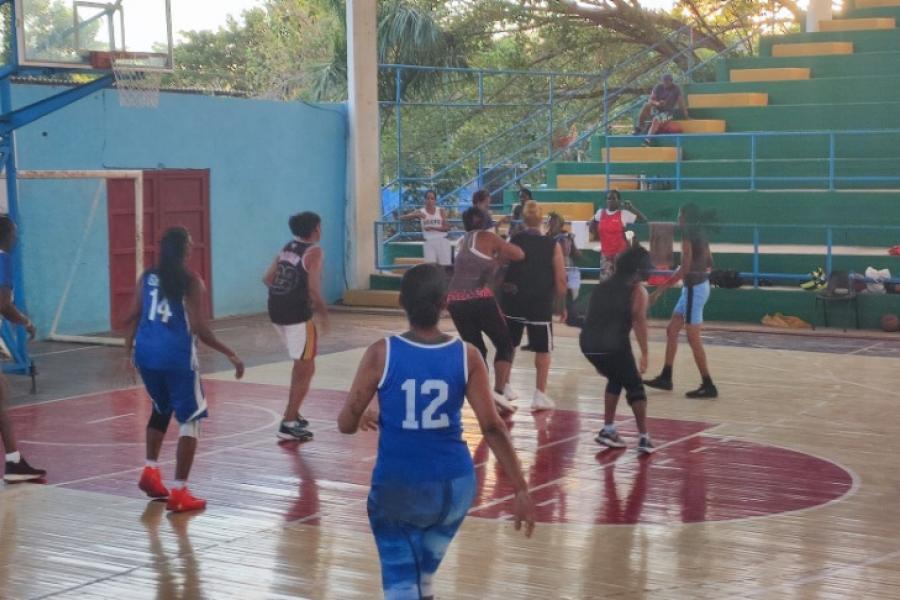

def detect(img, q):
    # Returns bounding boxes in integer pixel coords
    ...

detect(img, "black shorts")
[447,297,514,363]
[506,317,553,353]
[583,346,646,404]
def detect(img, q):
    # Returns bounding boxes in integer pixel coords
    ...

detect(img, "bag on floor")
[709,269,743,289]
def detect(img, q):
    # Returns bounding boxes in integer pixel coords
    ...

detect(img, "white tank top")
[419,207,446,241]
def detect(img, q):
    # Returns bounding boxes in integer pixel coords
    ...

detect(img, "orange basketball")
[881,313,900,333]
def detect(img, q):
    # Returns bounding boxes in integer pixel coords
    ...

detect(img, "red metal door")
[108,169,212,331]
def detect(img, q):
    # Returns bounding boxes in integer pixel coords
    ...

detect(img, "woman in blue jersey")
[125,227,244,513]
[339,264,535,600]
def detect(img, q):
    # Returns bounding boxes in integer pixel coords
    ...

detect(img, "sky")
[171,0,264,39]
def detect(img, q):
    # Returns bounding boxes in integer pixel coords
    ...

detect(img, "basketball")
[881,313,900,333]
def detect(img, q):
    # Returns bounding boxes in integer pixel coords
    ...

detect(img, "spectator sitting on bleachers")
[635,73,689,146]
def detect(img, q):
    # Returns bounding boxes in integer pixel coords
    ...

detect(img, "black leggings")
[448,297,514,363]
[584,346,647,404]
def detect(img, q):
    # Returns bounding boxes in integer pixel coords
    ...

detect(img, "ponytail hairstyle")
[400,263,447,329]
[157,227,192,303]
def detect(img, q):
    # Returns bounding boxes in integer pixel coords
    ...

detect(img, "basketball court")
[2,0,900,598]
[1,312,898,598]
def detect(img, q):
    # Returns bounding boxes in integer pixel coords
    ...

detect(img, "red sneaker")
[138,467,169,499]
[166,487,207,513]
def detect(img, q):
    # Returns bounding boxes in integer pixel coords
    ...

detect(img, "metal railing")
[374,221,900,288]
[379,10,769,217]
[604,128,900,191]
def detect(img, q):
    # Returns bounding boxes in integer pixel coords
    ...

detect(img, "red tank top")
[599,210,627,257]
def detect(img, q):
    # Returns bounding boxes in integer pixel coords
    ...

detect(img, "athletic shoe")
[294,414,310,428]
[686,383,718,399]
[643,375,673,391]
[492,392,517,415]
[595,429,626,448]
[531,390,555,412]
[3,457,46,482]
[277,422,314,442]
[503,383,520,402]
[166,487,207,513]
[138,466,169,499]
[637,437,655,454]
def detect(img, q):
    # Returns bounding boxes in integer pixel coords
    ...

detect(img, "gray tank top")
[448,232,497,293]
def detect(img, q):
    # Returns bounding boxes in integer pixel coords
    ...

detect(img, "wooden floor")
[2,312,900,599]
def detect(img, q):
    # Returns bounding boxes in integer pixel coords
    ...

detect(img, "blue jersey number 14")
[400,379,450,430]
[148,289,173,324]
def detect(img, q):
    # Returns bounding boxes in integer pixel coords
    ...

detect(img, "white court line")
[86,413,135,425]
[470,424,723,514]
[31,345,98,357]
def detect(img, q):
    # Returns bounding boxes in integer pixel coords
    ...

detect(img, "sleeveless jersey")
[447,231,497,300]
[503,230,556,321]
[134,271,197,372]
[268,239,314,325]
[419,207,445,241]
[580,276,634,354]
[373,335,474,484]
[598,209,627,258]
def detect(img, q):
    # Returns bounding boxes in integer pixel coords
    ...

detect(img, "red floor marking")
[7,380,853,526]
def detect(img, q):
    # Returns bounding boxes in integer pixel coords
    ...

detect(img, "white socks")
[5,451,21,464]
[173,480,186,490]
[145,460,159,468]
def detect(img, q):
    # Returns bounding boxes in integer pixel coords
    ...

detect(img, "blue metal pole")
[675,136,682,190]
[1,0,29,374]
[752,227,760,288]
[548,75,555,160]
[749,134,757,191]
[828,132,836,191]
[395,68,402,192]
[825,227,833,276]
[602,77,608,133]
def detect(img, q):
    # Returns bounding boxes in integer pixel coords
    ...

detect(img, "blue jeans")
[368,472,477,599]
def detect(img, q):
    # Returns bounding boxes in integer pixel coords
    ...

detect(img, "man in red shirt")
[592,190,646,280]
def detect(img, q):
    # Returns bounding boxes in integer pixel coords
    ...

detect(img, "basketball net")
[112,59,163,108]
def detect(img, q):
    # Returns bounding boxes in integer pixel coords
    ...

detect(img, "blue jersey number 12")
[400,379,450,430]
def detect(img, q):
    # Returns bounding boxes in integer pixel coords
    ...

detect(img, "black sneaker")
[595,429,626,448]
[294,414,310,428]
[4,457,47,482]
[277,422,313,442]
[686,383,718,399]
[644,375,673,391]
[637,437,654,454]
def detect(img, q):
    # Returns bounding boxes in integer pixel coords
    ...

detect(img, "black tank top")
[580,276,634,353]
[502,230,556,321]
[268,240,313,325]
[683,228,711,286]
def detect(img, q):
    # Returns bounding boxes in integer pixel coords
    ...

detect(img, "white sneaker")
[531,390,555,412]
[492,392,517,414]
[503,383,520,402]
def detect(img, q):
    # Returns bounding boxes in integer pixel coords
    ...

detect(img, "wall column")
[806,0,832,32]
[345,0,380,290]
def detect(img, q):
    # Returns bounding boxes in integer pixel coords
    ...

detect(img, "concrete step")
[856,0,900,8]
[600,146,679,162]
[536,201,595,220]
[671,119,727,133]
[342,289,400,308]
[730,67,811,82]
[688,92,768,108]
[819,17,896,31]
[557,174,639,190]
[771,41,854,57]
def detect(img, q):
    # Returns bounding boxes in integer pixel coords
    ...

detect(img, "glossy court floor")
[2,311,899,599]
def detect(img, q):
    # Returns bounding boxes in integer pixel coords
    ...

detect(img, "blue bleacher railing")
[374,221,900,288]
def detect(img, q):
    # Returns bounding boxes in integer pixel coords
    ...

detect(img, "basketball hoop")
[112,58,163,108]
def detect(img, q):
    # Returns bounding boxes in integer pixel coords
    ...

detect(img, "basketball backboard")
[14,0,173,71]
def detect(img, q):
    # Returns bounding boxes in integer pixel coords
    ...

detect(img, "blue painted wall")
[11,85,347,336]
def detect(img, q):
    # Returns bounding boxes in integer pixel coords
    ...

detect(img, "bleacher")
[362,0,900,328]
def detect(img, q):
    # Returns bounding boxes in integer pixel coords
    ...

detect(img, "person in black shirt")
[502,201,566,411]
[580,245,653,453]
[635,73,689,145]
[264,212,330,441]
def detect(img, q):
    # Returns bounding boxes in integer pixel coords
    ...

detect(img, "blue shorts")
[368,472,477,600]
[673,280,710,325]
[138,368,208,424]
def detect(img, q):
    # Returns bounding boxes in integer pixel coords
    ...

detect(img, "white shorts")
[423,236,452,266]
[274,321,317,361]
